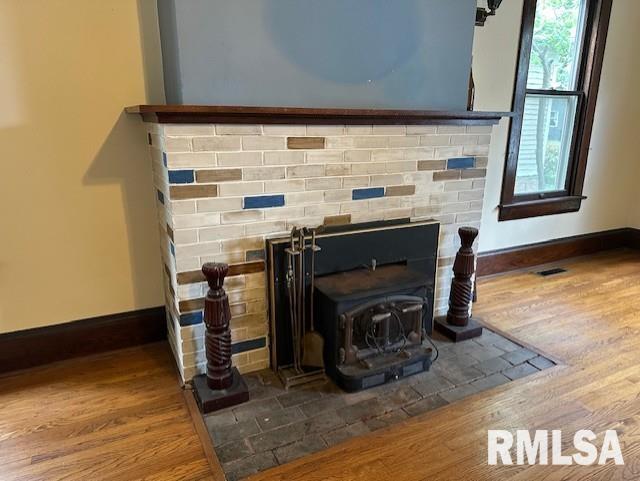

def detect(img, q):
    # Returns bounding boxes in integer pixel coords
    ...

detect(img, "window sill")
[498,196,586,221]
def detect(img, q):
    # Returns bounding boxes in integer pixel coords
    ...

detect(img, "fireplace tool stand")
[278,227,325,389]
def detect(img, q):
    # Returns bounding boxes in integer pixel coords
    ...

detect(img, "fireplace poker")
[297,228,306,371]
[302,228,324,368]
[285,227,302,373]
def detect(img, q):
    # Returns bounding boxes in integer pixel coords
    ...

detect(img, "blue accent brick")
[447,157,476,170]
[352,187,385,200]
[162,152,168,168]
[169,242,175,257]
[243,194,285,209]
[168,169,194,184]
[179,311,203,326]
[156,190,165,204]
[232,337,267,355]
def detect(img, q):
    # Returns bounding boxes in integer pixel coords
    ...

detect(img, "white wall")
[473,0,640,252]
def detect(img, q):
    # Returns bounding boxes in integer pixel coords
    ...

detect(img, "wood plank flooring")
[1,249,639,480]
[0,343,214,481]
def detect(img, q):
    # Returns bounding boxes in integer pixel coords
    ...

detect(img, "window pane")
[526,0,587,91]
[515,94,578,194]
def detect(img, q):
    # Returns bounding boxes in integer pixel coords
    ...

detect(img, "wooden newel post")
[434,227,484,342]
[193,262,249,414]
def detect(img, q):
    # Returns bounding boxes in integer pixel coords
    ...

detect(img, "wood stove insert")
[267,219,439,391]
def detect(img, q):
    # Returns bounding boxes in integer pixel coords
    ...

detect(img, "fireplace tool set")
[279,227,325,388]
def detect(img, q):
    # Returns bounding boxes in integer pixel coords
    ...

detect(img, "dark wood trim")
[0,307,167,375]
[477,228,639,277]
[498,195,585,221]
[126,105,511,126]
[499,0,613,221]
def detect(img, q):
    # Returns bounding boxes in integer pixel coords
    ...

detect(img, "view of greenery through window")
[515,0,586,194]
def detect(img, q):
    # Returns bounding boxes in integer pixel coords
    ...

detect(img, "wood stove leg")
[193,263,249,413]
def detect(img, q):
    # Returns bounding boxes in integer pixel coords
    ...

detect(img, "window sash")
[499,0,613,221]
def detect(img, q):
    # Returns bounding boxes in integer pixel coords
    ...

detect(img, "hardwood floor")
[247,249,640,481]
[1,249,639,480]
[0,343,214,481]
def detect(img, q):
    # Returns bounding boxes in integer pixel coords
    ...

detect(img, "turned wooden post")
[447,227,478,327]
[434,227,483,342]
[193,262,249,413]
[202,262,233,390]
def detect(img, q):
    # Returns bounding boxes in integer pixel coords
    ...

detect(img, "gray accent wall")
[157,0,477,110]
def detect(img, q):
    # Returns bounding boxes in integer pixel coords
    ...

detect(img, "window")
[499,0,613,221]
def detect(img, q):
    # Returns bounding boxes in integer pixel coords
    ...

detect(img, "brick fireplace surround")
[130,106,505,383]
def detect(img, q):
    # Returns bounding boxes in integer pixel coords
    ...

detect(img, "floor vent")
[537,267,568,277]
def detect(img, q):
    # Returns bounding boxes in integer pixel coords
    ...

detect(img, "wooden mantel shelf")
[126,105,512,126]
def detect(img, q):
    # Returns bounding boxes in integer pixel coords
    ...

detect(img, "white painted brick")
[345,150,371,163]
[325,137,356,149]
[173,212,221,229]
[340,201,369,213]
[440,202,471,214]
[164,137,192,152]
[466,125,493,134]
[450,135,479,146]
[326,164,351,176]
[444,180,474,192]
[472,179,486,189]
[306,177,342,191]
[372,125,406,135]
[306,151,343,164]
[174,229,198,245]
[196,197,243,213]
[351,162,386,175]
[199,225,245,242]
[242,136,285,151]
[262,125,306,135]
[165,152,216,168]
[264,179,306,193]
[324,189,352,202]
[371,149,404,162]
[305,203,340,217]
[203,252,246,264]
[354,136,389,148]
[345,125,372,135]
[221,210,264,224]
[388,136,420,148]
[463,145,490,156]
[419,135,451,147]
[369,197,404,210]
[285,191,324,205]
[386,161,417,173]
[350,211,380,223]
[216,124,262,135]
[245,221,287,236]
[171,200,197,215]
[176,257,201,272]
[218,182,264,197]
[287,164,325,178]
[370,174,404,187]
[164,125,215,136]
[406,125,437,134]
[307,125,344,135]
[456,211,482,223]
[175,241,221,259]
[437,126,466,134]
[264,151,304,165]
[430,192,461,204]
[192,136,241,152]
[435,146,463,159]
[403,147,435,160]
[217,151,262,167]
[384,208,412,220]
[243,167,286,181]
[264,207,305,220]
[343,176,370,188]
[458,190,484,201]
[221,237,264,252]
